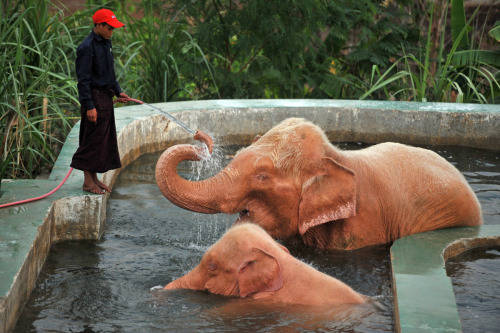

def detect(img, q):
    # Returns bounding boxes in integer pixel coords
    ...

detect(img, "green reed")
[0,0,213,181]
[360,0,499,103]
[111,1,218,103]
[0,0,91,179]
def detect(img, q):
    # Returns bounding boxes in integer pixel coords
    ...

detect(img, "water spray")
[119,97,213,154]
[119,98,196,135]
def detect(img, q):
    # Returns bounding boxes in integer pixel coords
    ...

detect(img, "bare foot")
[83,184,105,194]
[93,179,111,193]
[89,172,111,193]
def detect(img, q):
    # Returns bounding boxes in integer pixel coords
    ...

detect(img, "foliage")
[170,0,419,99]
[0,0,92,179]
[328,0,419,75]
[360,1,500,103]
[490,20,500,42]
[112,1,217,103]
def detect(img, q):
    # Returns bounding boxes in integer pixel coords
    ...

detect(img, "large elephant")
[165,223,366,305]
[156,118,482,250]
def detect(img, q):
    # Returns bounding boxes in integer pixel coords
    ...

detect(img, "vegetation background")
[1,0,499,181]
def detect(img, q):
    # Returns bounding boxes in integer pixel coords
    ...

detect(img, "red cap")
[92,9,125,28]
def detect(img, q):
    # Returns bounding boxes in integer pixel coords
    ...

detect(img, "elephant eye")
[208,261,217,271]
[239,209,250,220]
[255,173,269,181]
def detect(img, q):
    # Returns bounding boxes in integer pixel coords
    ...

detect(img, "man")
[71,9,130,194]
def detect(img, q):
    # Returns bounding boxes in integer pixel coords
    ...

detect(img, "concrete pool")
[1,99,499,332]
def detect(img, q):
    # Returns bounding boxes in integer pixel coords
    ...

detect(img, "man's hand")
[116,92,130,104]
[87,108,97,123]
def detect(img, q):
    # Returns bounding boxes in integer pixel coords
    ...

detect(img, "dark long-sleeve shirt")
[76,30,122,110]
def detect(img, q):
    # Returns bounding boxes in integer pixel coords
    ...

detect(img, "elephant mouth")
[237,209,250,222]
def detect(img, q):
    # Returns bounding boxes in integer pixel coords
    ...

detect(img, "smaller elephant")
[164,223,366,306]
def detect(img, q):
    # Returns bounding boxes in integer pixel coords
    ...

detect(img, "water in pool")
[446,246,500,333]
[13,144,500,332]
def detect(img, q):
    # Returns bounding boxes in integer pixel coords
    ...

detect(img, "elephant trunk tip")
[164,281,179,290]
[194,130,214,155]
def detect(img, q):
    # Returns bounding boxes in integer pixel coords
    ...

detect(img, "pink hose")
[0,167,74,209]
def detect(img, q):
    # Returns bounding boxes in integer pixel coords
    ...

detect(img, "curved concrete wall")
[117,99,500,151]
[391,226,500,332]
[1,100,499,333]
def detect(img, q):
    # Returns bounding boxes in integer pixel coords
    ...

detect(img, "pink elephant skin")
[164,223,367,306]
[156,118,482,250]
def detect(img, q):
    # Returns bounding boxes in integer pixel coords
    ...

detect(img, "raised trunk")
[155,130,237,214]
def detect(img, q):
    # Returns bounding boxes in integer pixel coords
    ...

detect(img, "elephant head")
[164,223,366,305]
[155,118,356,239]
[164,223,286,297]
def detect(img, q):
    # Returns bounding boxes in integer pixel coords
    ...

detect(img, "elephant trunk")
[164,276,189,290]
[193,130,214,154]
[164,267,204,291]
[155,130,238,214]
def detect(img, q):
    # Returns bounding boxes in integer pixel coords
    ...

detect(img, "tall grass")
[112,1,218,103]
[0,0,91,179]
[360,2,499,103]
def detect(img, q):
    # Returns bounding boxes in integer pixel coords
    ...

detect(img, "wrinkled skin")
[165,223,366,305]
[156,118,482,250]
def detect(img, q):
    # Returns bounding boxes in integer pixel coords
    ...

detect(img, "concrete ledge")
[391,225,500,333]
[52,196,107,242]
[0,180,107,333]
[1,99,499,333]
[105,99,499,150]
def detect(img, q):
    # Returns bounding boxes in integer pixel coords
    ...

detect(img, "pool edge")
[391,226,500,333]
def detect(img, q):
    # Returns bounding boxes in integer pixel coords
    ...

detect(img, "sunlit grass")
[0,1,90,179]
[360,2,499,103]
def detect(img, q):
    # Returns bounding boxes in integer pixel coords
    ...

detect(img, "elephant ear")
[252,134,262,143]
[298,157,356,235]
[238,248,283,298]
